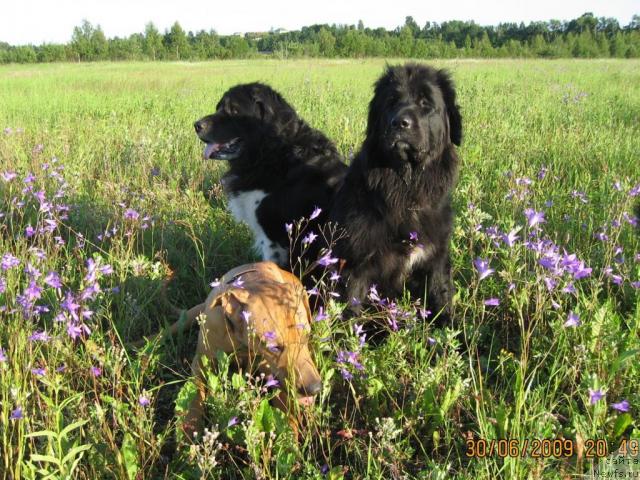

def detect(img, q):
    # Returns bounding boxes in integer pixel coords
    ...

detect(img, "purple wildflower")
[61,292,81,320]
[571,190,588,203]
[264,375,280,388]
[31,367,46,376]
[484,298,500,306]
[227,417,239,428]
[409,231,419,242]
[29,330,51,342]
[544,277,557,292]
[315,307,329,322]
[241,310,251,323]
[0,347,6,362]
[329,271,341,282]
[10,407,23,420]
[317,251,339,267]
[210,278,220,288]
[368,284,380,302]
[1,171,17,182]
[138,395,150,407]
[24,281,42,302]
[474,258,495,281]
[263,331,279,352]
[44,271,62,289]
[303,232,318,245]
[67,323,84,340]
[99,264,113,275]
[354,323,366,346]
[309,206,322,220]
[285,223,293,235]
[232,276,244,288]
[501,228,520,248]
[91,366,102,377]
[124,208,140,220]
[589,389,605,405]
[1,253,20,271]
[564,312,581,328]
[611,400,630,413]
[524,208,545,228]
[537,167,548,180]
[340,368,353,381]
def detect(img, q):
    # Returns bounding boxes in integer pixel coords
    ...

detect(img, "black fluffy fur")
[195,83,347,266]
[330,63,462,321]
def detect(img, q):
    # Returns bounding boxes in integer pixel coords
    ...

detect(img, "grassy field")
[0,59,639,479]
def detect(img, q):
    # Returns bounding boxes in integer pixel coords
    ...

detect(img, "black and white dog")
[195,83,347,267]
[330,64,462,320]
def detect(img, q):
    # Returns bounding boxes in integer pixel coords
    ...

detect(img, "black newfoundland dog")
[194,83,347,267]
[330,63,462,320]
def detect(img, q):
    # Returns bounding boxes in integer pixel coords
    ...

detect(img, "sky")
[2,0,638,45]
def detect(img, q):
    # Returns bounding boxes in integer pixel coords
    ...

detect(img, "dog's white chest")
[227,190,288,265]
[404,245,434,274]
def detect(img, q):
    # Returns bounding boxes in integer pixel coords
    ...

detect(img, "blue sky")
[2,0,638,45]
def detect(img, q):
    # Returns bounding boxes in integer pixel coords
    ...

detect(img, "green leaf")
[24,430,57,439]
[613,413,633,439]
[29,454,61,466]
[231,372,245,390]
[611,349,640,376]
[61,444,91,466]
[60,419,88,439]
[254,399,275,433]
[328,466,345,480]
[121,433,139,480]
[174,380,197,415]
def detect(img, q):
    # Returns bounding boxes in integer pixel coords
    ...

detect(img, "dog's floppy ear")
[252,95,272,122]
[211,289,251,344]
[436,69,462,146]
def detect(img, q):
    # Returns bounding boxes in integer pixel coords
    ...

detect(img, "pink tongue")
[203,143,219,159]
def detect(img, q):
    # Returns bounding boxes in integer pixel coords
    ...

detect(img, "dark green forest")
[1,13,639,63]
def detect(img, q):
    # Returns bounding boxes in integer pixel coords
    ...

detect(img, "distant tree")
[37,44,66,62]
[143,22,163,60]
[404,16,420,36]
[225,35,251,58]
[71,20,94,61]
[397,26,414,57]
[166,22,189,60]
[317,27,336,56]
[3,11,640,63]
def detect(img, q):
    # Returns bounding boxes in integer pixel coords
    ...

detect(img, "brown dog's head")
[210,271,322,405]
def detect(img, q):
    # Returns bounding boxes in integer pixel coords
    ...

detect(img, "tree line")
[1,13,639,63]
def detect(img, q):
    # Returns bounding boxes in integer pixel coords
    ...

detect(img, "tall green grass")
[0,59,638,479]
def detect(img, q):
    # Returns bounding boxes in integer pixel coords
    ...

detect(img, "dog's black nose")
[391,113,412,130]
[194,120,204,133]
[299,381,322,397]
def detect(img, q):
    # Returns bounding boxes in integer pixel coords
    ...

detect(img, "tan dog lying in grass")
[143,261,322,437]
